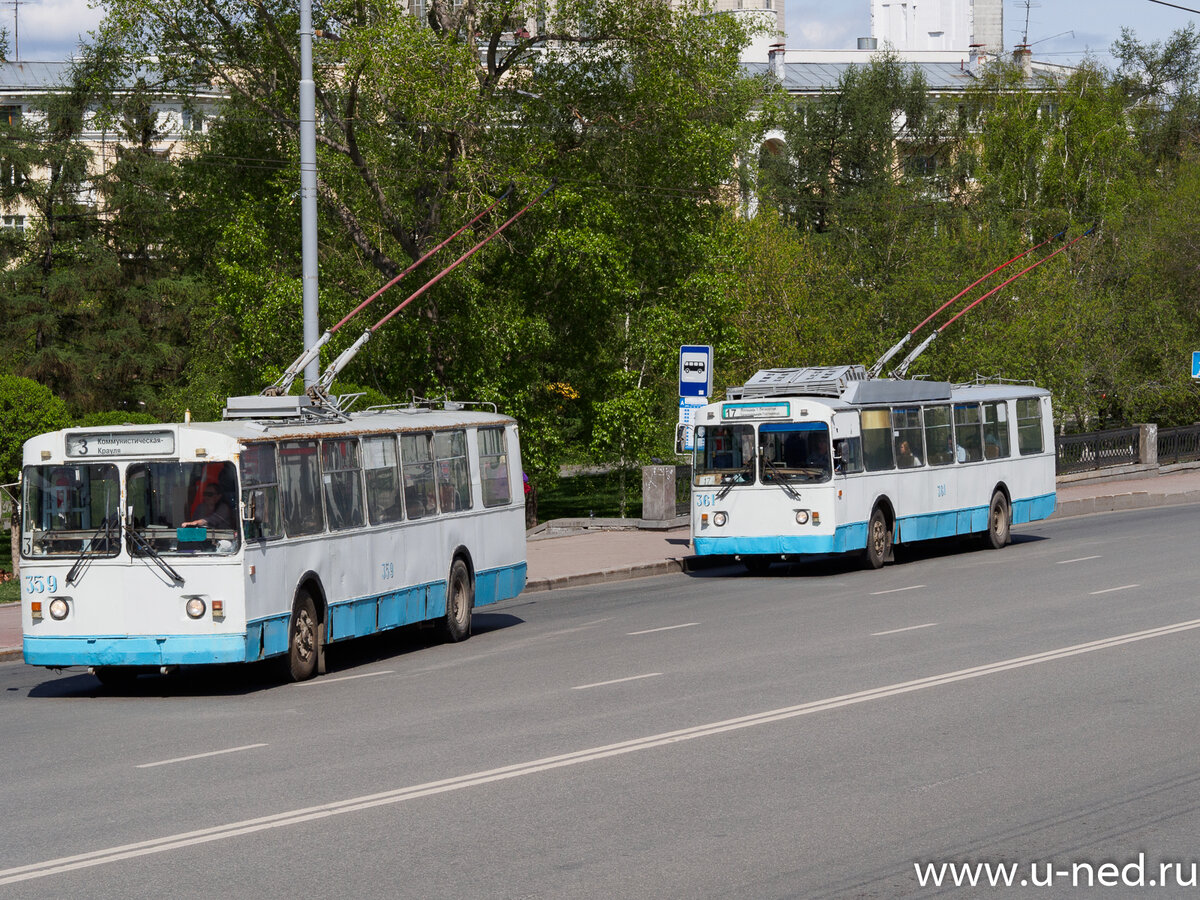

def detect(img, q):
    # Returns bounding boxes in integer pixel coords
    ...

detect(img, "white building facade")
[870,0,1003,53]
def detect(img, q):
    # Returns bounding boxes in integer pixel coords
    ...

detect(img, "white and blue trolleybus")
[691,366,1056,571]
[20,395,527,682]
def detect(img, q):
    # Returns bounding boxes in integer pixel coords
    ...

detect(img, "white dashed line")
[136,744,268,769]
[628,622,699,636]
[1089,584,1139,596]
[572,673,662,691]
[870,585,926,596]
[872,623,938,637]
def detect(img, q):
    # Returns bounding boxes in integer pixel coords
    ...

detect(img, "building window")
[1,215,25,234]
[182,109,204,133]
[904,154,939,178]
[0,106,20,127]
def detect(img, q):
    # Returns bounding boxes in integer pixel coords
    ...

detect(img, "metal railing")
[1055,427,1141,475]
[1158,424,1200,466]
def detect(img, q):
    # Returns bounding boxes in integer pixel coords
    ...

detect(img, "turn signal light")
[31,600,43,620]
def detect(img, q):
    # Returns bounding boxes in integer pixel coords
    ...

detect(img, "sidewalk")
[4,467,1199,662]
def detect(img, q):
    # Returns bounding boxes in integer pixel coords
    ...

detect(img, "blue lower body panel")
[25,633,249,667]
[25,561,528,667]
[694,524,867,556]
[694,493,1056,558]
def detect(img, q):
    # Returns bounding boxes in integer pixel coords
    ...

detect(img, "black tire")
[93,666,139,688]
[286,590,320,682]
[863,506,892,570]
[985,490,1011,550]
[742,556,772,575]
[442,558,474,642]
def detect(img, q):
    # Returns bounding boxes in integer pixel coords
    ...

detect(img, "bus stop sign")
[679,345,713,398]
[1193,351,1200,380]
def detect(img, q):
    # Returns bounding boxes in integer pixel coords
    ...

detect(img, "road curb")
[0,648,22,662]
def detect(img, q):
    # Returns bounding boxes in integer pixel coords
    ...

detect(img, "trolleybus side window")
[759,423,832,483]
[279,440,325,536]
[924,405,954,466]
[240,443,283,541]
[22,463,120,557]
[322,438,365,531]
[861,409,895,471]
[892,407,925,468]
[434,430,472,512]
[363,434,404,525]
[693,425,756,486]
[1016,398,1044,454]
[478,427,511,507]
[982,402,1011,459]
[401,432,438,519]
[953,403,984,462]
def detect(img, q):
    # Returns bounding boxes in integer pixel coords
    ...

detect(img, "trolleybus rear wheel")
[985,490,1011,550]
[442,558,474,642]
[286,591,319,682]
[863,507,891,570]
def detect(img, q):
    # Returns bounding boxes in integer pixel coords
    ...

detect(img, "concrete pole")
[299,0,320,388]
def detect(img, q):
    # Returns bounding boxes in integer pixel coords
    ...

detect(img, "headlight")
[795,510,810,525]
[48,598,69,620]
[713,511,728,527]
[185,597,207,619]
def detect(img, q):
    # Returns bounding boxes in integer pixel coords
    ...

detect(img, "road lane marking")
[572,673,662,690]
[628,623,699,636]
[870,585,925,596]
[8,616,1200,885]
[1089,584,1139,595]
[1058,555,1102,564]
[872,623,938,637]
[136,744,268,770]
[293,670,394,686]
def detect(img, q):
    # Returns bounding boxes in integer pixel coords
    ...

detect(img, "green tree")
[0,376,69,484]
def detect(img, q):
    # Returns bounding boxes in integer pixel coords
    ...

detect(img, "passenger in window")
[897,440,921,467]
[184,484,234,529]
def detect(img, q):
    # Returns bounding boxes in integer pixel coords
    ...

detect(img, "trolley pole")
[299,0,320,388]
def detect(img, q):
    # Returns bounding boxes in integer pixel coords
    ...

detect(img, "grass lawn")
[535,470,643,522]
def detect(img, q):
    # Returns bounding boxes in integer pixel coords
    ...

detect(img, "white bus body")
[21,404,526,679]
[691,368,1056,567]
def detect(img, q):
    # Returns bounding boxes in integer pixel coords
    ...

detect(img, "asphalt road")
[2,505,1199,899]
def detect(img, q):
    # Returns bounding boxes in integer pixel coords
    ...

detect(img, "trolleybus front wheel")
[985,490,1011,550]
[863,507,892,570]
[286,590,320,682]
[442,558,474,642]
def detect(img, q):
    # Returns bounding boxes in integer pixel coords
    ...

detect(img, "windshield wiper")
[65,513,118,586]
[760,457,803,501]
[716,463,754,500]
[126,518,185,585]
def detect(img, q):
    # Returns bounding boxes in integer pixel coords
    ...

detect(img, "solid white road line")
[1089,584,1139,595]
[869,585,926,596]
[1057,555,1103,565]
[7,616,1200,886]
[628,622,699,636]
[872,623,938,637]
[572,673,663,690]
[136,744,268,770]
